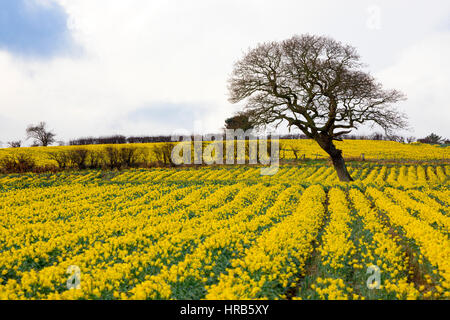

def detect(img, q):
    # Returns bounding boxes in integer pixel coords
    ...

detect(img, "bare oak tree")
[7,140,22,148]
[228,34,407,181]
[224,111,254,131]
[26,122,56,147]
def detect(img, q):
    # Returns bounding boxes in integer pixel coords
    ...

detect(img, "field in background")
[0,140,449,172]
[0,163,448,299]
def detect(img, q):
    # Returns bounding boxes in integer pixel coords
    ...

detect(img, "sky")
[0,0,449,146]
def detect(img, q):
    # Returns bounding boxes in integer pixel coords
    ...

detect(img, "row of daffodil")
[2,163,446,189]
[423,189,449,208]
[0,170,100,186]
[128,184,302,299]
[0,182,193,257]
[360,165,449,187]
[311,188,365,300]
[306,188,358,300]
[384,188,450,235]
[319,188,355,270]
[95,164,448,187]
[70,182,250,300]
[304,186,447,299]
[7,182,280,299]
[54,183,254,300]
[348,188,421,299]
[0,181,242,299]
[304,187,414,300]
[366,187,450,297]
[204,185,326,299]
[0,183,205,284]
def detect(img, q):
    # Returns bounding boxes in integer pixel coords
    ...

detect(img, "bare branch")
[228,34,408,181]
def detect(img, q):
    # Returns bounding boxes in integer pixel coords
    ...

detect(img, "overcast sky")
[0,0,449,145]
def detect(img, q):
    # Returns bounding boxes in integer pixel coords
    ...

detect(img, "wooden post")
[361,153,365,161]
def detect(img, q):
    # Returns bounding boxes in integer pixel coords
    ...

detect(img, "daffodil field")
[0,161,449,299]
[0,140,448,170]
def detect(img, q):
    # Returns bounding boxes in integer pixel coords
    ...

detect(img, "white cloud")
[376,32,450,137]
[0,0,449,146]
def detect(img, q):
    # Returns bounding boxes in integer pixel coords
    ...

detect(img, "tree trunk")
[329,150,353,182]
[315,135,353,182]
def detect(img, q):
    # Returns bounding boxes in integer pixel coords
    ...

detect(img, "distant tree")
[386,135,405,143]
[152,142,175,166]
[67,148,89,169]
[104,146,121,169]
[119,146,142,168]
[7,140,22,148]
[98,135,127,145]
[26,122,56,147]
[228,34,407,181]
[370,132,384,141]
[418,133,443,144]
[406,136,416,143]
[0,153,36,173]
[69,137,97,146]
[47,150,70,169]
[224,112,254,131]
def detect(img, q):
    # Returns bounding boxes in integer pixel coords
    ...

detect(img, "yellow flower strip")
[0,183,197,277]
[205,185,326,299]
[128,184,296,299]
[416,166,427,185]
[386,167,398,186]
[374,166,388,185]
[362,166,379,184]
[407,189,448,216]
[435,166,447,183]
[426,190,450,208]
[0,183,232,299]
[384,187,450,234]
[426,167,439,184]
[349,188,420,299]
[41,183,257,299]
[307,187,357,299]
[319,188,355,270]
[367,187,450,294]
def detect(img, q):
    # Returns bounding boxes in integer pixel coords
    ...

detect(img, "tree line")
[0,140,268,173]
[4,120,449,149]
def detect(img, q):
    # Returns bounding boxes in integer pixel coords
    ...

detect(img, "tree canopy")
[228,34,407,181]
[26,122,56,147]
